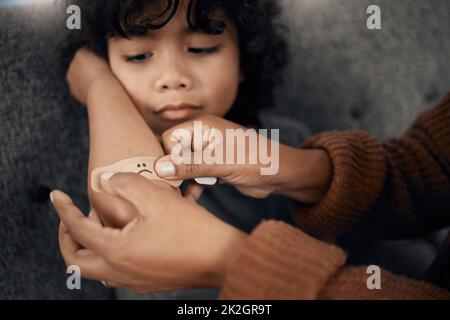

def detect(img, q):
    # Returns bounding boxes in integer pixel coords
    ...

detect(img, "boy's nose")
[154,74,194,92]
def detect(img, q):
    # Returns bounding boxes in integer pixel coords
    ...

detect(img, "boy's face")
[108,0,243,135]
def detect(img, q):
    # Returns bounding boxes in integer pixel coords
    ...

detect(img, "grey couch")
[0,0,449,299]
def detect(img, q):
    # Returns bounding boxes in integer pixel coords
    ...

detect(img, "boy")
[65,0,290,298]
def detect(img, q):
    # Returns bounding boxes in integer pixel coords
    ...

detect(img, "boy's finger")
[183,183,204,203]
[51,190,120,257]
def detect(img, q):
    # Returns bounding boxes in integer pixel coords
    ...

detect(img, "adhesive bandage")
[91,156,183,192]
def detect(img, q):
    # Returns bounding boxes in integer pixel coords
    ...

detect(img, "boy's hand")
[66,47,111,106]
[51,173,246,292]
[155,115,332,203]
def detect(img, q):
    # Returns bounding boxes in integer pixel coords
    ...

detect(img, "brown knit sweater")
[219,92,450,300]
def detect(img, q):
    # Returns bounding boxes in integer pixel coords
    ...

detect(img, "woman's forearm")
[86,71,172,227]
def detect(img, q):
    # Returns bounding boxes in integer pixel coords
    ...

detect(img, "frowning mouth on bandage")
[91,156,182,192]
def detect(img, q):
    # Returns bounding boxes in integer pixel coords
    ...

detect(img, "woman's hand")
[50,173,247,293]
[66,47,111,106]
[155,115,333,203]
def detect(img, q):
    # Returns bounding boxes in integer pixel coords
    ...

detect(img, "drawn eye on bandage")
[91,156,182,192]
[137,163,152,173]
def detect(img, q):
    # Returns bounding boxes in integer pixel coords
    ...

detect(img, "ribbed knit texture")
[219,92,450,300]
[297,130,387,239]
[220,221,346,299]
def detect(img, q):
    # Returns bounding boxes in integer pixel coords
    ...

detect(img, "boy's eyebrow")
[131,26,188,39]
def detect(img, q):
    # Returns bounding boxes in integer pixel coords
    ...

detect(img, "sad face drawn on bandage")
[91,156,182,193]
[136,162,153,178]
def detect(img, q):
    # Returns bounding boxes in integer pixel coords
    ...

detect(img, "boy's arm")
[66,47,182,227]
[85,70,179,227]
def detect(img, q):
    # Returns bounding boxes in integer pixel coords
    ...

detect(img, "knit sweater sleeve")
[219,94,450,299]
[293,92,450,239]
[219,220,450,299]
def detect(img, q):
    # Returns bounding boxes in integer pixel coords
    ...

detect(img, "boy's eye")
[188,46,219,54]
[125,53,153,63]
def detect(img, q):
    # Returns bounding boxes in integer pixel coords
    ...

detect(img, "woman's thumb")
[98,172,160,216]
[154,154,221,184]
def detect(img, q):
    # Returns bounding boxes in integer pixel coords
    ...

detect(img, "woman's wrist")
[274,145,333,204]
[201,221,248,288]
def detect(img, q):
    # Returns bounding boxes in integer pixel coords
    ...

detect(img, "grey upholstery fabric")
[276,0,450,139]
[0,2,112,298]
[0,0,449,298]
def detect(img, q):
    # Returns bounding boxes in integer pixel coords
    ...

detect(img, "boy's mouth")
[155,103,202,121]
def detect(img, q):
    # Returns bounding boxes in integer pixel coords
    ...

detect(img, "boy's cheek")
[207,103,234,119]
[210,81,240,115]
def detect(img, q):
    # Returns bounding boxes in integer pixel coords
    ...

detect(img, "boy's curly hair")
[66,0,288,126]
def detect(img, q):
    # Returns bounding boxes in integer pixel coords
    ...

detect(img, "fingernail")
[101,171,116,181]
[155,159,176,177]
[194,177,218,185]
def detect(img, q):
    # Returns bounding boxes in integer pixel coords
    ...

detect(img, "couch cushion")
[0,2,112,299]
[276,0,450,139]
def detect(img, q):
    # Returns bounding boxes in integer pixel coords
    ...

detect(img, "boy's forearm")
[86,72,163,163]
[85,71,172,227]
